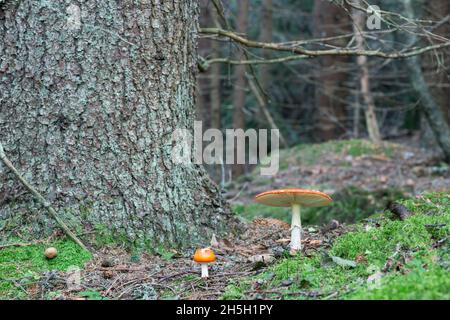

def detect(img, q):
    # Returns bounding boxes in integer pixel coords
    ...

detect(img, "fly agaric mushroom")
[255,189,332,252]
[193,248,216,278]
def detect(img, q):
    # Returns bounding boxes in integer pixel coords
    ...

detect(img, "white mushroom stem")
[200,263,209,278]
[290,204,302,251]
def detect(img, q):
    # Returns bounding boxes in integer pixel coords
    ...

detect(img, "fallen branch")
[0,142,89,252]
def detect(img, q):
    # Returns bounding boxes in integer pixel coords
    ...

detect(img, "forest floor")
[0,139,449,300]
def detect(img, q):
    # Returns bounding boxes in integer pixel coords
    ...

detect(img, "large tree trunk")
[0,1,236,248]
[313,0,351,141]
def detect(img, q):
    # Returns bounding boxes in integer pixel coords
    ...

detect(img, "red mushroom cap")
[193,248,216,263]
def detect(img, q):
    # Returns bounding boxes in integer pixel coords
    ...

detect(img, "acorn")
[44,247,58,259]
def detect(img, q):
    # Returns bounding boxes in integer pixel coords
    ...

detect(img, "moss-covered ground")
[1,139,448,300]
[0,240,91,299]
[224,192,450,299]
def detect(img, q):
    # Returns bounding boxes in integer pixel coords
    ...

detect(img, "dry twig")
[0,142,89,252]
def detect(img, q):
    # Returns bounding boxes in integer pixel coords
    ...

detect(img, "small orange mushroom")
[193,248,216,278]
[255,188,332,252]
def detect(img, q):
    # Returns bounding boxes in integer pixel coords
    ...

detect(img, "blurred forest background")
[195,0,449,183]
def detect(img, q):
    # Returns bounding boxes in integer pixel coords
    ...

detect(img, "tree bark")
[0,1,236,247]
[232,0,249,177]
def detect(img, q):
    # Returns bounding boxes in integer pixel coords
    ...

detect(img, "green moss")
[93,224,133,248]
[78,289,108,300]
[222,282,245,300]
[0,239,91,299]
[348,266,449,300]
[331,212,448,265]
[224,191,450,300]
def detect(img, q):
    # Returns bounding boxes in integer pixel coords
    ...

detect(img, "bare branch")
[200,54,310,69]
[199,27,450,59]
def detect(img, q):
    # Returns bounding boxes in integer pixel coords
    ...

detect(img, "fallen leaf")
[275,238,291,243]
[367,271,383,288]
[281,279,293,287]
[309,239,322,246]
[330,255,357,268]
[369,154,389,161]
[248,254,275,264]
[221,238,234,249]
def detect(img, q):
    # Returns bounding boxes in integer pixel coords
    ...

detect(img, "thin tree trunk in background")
[259,0,273,95]
[352,3,382,144]
[353,98,361,138]
[210,7,222,130]
[422,0,449,125]
[0,0,236,247]
[419,0,449,149]
[403,0,450,161]
[256,0,273,127]
[313,0,351,141]
[232,0,249,177]
[247,76,288,148]
[197,0,212,128]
